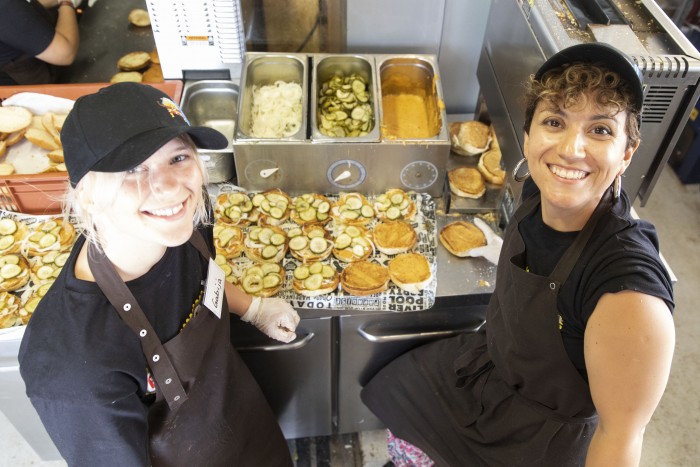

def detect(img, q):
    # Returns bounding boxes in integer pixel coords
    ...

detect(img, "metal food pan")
[376,55,449,142]
[236,52,308,142]
[311,54,380,143]
[180,80,238,182]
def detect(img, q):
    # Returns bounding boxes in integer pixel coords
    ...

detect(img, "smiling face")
[95,137,205,253]
[523,93,639,231]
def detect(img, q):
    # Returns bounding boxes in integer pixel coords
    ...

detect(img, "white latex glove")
[467,217,503,265]
[87,0,98,7]
[241,297,300,343]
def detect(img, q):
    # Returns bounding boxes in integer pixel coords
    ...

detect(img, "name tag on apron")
[203,259,225,318]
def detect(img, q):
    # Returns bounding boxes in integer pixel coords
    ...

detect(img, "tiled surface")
[1,165,698,466]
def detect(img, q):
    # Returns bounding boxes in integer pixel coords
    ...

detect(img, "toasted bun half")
[332,193,374,225]
[477,148,505,185]
[449,121,491,156]
[448,167,486,199]
[0,106,32,133]
[213,224,244,260]
[332,224,373,262]
[388,252,432,294]
[292,262,339,296]
[439,221,486,257]
[117,51,151,71]
[110,71,143,83]
[244,224,288,264]
[240,263,284,297]
[373,188,416,221]
[372,220,417,255]
[341,261,389,296]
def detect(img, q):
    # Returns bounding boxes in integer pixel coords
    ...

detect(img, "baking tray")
[211,186,437,312]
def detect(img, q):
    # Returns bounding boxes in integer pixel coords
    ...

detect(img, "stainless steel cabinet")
[231,317,334,439]
[336,305,486,434]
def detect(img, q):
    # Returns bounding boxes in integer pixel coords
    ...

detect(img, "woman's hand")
[467,217,503,265]
[241,297,300,343]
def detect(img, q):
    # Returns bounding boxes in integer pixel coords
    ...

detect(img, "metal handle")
[236,332,315,352]
[357,321,484,343]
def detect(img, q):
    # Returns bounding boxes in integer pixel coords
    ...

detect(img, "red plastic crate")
[0,81,183,214]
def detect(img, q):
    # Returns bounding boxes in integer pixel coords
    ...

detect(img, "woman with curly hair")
[362,43,675,467]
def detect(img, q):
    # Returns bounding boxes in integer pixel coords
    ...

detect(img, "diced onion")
[250,80,303,138]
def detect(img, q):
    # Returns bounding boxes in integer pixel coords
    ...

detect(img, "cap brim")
[534,43,644,111]
[91,125,229,173]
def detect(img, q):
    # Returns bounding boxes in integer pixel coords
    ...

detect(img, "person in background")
[0,0,80,85]
[19,82,299,466]
[362,43,675,467]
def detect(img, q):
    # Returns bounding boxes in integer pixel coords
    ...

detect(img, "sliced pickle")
[295,200,310,211]
[0,263,21,279]
[399,198,410,210]
[386,206,401,220]
[316,212,329,222]
[37,282,53,296]
[0,219,17,235]
[345,196,363,210]
[352,244,366,258]
[334,233,352,250]
[36,265,54,280]
[309,237,328,254]
[251,193,265,207]
[309,262,323,275]
[289,236,308,251]
[242,275,263,294]
[345,226,361,238]
[0,235,15,251]
[38,233,57,248]
[261,263,281,275]
[317,201,330,214]
[294,265,310,280]
[300,208,317,222]
[218,227,237,248]
[42,250,60,264]
[341,210,359,220]
[390,193,404,205]
[287,227,303,238]
[28,232,44,243]
[263,274,281,289]
[41,221,57,232]
[0,254,20,266]
[261,245,279,260]
[240,199,254,213]
[270,233,286,246]
[215,254,227,266]
[352,236,369,247]
[246,266,264,278]
[360,205,374,218]
[304,273,323,291]
[321,265,335,279]
[307,227,325,239]
[258,228,274,245]
[229,192,247,205]
[269,207,284,219]
[249,227,262,241]
[220,263,232,276]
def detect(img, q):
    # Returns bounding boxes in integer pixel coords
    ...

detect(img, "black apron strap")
[550,189,613,284]
[87,243,188,410]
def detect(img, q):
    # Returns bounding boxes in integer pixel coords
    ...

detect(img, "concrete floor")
[1,164,698,466]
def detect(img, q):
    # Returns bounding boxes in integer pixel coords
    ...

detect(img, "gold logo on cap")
[158,97,186,121]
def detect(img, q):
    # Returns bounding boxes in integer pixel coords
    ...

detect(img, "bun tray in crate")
[0,81,183,215]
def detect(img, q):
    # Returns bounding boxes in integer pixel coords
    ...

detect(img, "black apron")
[88,232,292,467]
[362,192,613,466]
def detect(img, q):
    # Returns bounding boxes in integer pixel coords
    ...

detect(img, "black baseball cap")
[61,82,229,187]
[534,42,644,112]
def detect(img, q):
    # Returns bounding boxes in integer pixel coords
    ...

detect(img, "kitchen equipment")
[233,53,450,197]
[180,80,238,182]
[478,0,700,215]
[145,0,246,80]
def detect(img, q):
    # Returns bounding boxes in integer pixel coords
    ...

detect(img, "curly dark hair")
[523,63,640,149]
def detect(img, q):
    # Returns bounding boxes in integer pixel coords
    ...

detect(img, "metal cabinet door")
[337,307,485,434]
[231,317,333,439]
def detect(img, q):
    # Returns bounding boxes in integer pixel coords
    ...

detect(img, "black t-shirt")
[18,227,214,466]
[0,0,56,65]
[519,189,674,380]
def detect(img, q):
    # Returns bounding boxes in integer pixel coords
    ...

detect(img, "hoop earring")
[613,175,621,199]
[512,158,530,182]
